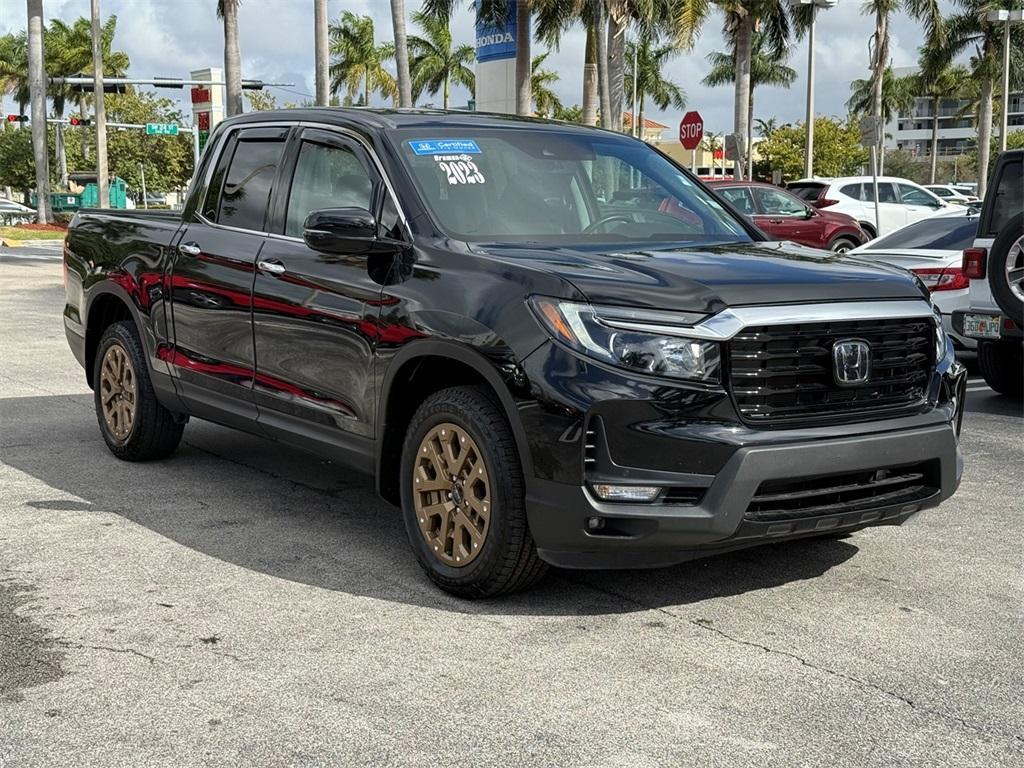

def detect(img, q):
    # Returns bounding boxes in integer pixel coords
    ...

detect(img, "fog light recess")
[590,484,662,502]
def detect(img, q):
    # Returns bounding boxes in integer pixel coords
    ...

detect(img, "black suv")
[63,109,966,597]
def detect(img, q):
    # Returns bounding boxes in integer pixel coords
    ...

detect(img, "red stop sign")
[679,111,704,150]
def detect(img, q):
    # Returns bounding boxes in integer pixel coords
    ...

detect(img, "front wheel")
[400,386,547,598]
[978,340,1023,398]
[828,235,859,254]
[93,321,185,460]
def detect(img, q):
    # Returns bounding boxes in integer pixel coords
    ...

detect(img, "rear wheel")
[828,235,858,254]
[93,321,185,460]
[987,213,1024,325]
[400,386,547,598]
[978,340,1023,398]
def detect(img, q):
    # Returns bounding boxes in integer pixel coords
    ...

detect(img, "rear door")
[169,126,288,428]
[897,182,943,225]
[250,127,392,468]
[863,181,906,235]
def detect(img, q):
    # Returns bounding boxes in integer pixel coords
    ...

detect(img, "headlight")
[933,308,947,362]
[529,297,721,382]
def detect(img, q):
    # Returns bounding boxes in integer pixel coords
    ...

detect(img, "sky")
[1,0,956,136]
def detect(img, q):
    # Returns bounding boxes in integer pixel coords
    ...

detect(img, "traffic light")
[5,114,29,123]
[69,116,92,126]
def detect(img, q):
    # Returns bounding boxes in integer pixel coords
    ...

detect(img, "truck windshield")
[392,128,753,245]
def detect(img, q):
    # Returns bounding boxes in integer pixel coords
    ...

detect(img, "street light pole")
[987,10,1024,154]
[91,0,109,209]
[792,0,838,179]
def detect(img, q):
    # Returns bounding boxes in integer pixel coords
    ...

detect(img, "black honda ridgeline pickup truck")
[64,109,967,597]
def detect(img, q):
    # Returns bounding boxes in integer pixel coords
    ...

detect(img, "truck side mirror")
[303,207,381,254]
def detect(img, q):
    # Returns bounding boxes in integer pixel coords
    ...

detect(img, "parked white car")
[925,184,979,204]
[850,208,978,354]
[0,197,36,225]
[787,176,948,239]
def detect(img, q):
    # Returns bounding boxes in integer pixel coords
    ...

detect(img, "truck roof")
[220,107,616,135]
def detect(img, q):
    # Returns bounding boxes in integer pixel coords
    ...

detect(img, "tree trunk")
[390,0,412,108]
[443,72,449,111]
[607,4,626,132]
[582,20,598,126]
[595,1,612,129]
[314,0,329,106]
[79,101,90,160]
[869,10,888,176]
[515,0,531,115]
[223,0,243,116]
[27,0,50,223]
[637,91,645,143]
[733,14,753,180]
[929,95,939,184]
[365,71,370,108]
[977,74,994,198]
[55,105,68,188]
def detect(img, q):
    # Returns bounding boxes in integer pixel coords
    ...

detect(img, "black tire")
[93,321,185,460]
[978,340,1023,398]
[987,213,1024,325]
[828,235,859,254]
[400,386,547,598]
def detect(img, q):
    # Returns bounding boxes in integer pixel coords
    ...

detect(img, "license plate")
[963,313,1002,339]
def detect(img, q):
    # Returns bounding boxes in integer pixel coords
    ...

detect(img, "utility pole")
[314,0,329,106]
[91,0,109,209]
[27,0,51,224]
[792,0,838,179]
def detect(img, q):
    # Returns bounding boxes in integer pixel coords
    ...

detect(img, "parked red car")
[707,181,868,253]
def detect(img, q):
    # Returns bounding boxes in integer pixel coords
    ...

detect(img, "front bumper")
[527,420,963,569]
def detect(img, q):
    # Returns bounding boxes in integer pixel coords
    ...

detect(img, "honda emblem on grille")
[833,338,871,386]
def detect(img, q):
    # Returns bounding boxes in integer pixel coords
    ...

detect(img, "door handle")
[769,219,783,224]
[178,242,201,256]
[257,259,286,277]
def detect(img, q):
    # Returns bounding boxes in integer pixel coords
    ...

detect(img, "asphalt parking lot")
[1,245,1022,767]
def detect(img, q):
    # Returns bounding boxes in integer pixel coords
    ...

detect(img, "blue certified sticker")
[409,139,481,156]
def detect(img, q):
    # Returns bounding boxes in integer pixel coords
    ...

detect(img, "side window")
[212,138,286,230]
[987,158,1022,236]
[754,188,807,216]
[285,140,375,238]
[862,182,897,203]
[898,184,936,206]
[839,183,864,201]
[718,187,755,215]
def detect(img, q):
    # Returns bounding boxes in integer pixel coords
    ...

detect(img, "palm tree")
[530,53,562,117]
[408,11,474,109]
[423,0,534,116]
[754,117,778,137]
[390,0,413,108]
[703,31,795,177]
[911,65,973,183]
[329,11,397,107]
[46,16,130,185]
[676,0,791,179]
[216,1,243,116]
[861,0,942,174]
[605,1,667,133]
[625,37,685,138]
[0,32,30,116]
[923,1,1024,197]
[534,0,604,127]
[847,67,915,122]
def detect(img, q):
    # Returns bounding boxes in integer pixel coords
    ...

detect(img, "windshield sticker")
[409,139,481,155]
[437,156,486,185]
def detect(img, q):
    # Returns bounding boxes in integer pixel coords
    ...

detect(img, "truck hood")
[473,240,928,314]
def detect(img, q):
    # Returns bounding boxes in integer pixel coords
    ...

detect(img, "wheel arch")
[375,340,535,506]
[84,286,140,389]
[857,221,877,240]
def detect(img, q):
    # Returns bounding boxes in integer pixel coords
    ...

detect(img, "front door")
[251,127,388,468]
[169,126,289,429]
[752,186,817,247]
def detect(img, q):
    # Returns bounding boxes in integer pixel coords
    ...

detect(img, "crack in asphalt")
[57,640,156,665]
[572,578,1024,748]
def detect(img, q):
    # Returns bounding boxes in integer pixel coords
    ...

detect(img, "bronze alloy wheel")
[413,422,491,567]
[99,343,137,441]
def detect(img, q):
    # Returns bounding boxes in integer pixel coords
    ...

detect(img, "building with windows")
[885,66,1024,158]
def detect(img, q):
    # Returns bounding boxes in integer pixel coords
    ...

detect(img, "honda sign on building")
[474,0,519,114]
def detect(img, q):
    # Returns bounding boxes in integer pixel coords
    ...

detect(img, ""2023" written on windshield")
[439,159,486,185]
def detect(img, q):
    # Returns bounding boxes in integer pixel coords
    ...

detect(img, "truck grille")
[728,317,934,425]
[745,461,938,522]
